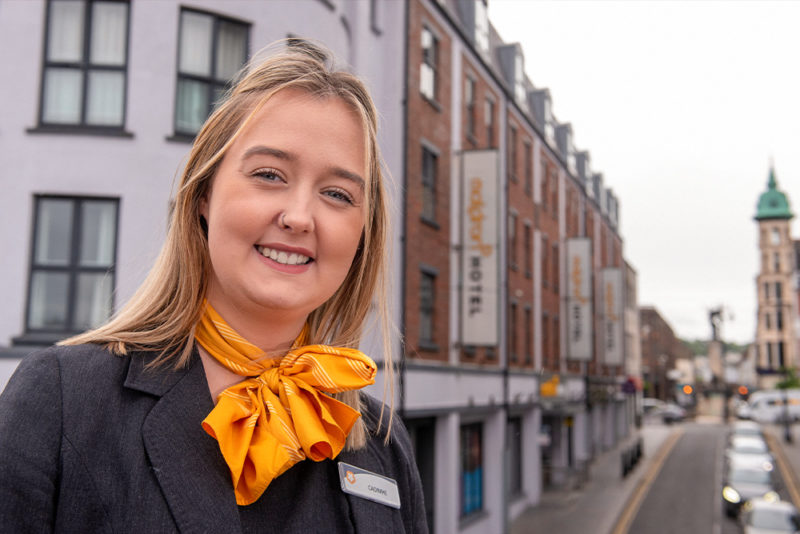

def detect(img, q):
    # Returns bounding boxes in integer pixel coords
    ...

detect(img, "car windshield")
[731,440,767,454]
[729,468,770,484]
[749,508,799,530]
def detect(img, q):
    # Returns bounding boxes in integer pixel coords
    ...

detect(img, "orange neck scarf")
[195,302,377,505]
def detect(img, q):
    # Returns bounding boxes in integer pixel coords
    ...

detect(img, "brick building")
[399,1,635,532]
[640,306,681,401]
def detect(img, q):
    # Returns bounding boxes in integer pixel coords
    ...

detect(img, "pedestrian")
[0,40,427,533]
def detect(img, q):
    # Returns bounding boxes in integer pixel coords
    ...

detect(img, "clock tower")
[754,166,796,387]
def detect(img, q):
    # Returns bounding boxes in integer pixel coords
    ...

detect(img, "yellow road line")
[764,431,800,508]
[610,428,685,534]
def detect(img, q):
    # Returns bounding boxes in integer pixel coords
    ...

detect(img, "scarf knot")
[195,303,377,505]
[258,368,282,394]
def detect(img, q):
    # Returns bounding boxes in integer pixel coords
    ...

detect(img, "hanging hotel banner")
[601,267,624,366]
[566,238,592,360]
[461,149,499,346]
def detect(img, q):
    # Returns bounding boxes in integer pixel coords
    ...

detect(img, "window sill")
[27,125,133,138]
[418,341,440,353]
[11,331,71,348]
[421,216,440,230]
[166,133,196,144]
[421,94,442,113]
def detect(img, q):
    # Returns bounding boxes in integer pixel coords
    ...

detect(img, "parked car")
[746,390,800,424]
[737,398,754,420]
[741,498,800,533]
[725,436,775,472]
[722,460,779,517]
[731,421,764,440]
[641,398,686,423]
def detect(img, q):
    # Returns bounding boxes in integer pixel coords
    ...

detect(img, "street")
[627,423,736,534]
[512,418,800,534]
[622,421,797,534]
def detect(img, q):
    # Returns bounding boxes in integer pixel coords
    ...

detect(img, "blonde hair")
[63,41,394,448]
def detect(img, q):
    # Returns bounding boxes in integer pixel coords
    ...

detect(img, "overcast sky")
[488,0,800,345]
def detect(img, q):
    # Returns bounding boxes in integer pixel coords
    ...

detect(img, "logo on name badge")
[338,461,401,509]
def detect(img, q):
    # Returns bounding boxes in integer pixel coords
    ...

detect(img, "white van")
[746,389,800,423]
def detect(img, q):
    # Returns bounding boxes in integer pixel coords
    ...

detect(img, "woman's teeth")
[257,246,310,265]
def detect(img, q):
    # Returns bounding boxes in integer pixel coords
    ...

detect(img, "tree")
[776,367,800,389]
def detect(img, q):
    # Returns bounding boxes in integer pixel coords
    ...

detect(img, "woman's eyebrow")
[331,167,365,190]
[243,144,365,189]
[243,145,294,161]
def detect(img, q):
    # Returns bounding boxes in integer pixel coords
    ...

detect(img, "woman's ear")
[199,195,209,219]
[199,196,209,235]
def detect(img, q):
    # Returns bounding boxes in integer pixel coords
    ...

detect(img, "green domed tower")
[754,166,796,386]
[755,167,793,221]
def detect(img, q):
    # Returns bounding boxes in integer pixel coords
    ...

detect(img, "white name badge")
[338,461,401,509]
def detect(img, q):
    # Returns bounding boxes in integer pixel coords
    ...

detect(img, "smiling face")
[199,88,367,343]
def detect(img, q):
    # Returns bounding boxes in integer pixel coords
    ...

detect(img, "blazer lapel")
[126,352,242,534]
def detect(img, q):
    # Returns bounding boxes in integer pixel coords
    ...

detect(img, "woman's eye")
[324,188,355,205]
[252,168,284,183]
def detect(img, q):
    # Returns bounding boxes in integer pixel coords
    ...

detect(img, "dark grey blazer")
[0,344,427,533]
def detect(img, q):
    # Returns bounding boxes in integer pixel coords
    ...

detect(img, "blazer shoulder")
[36,343,133,384]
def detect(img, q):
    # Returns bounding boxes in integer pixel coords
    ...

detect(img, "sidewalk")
[762,423,800,508]
[510,422,678,534]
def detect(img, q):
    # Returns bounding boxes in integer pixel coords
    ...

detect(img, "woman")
[0,41,427,533]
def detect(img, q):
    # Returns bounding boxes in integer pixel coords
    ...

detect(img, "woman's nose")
[278,193,315,233]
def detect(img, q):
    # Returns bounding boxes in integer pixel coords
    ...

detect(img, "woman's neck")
[206,298,307,354]
[199,298,309,402]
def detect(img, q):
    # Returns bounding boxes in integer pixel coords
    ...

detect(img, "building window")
[460,422,483,517]
[420,270,435,346]
[25,196,118,336]
[509,211,518,268]
[777,309,784,331]
[524,140,533,195]
[771,228,781,245]
[524,222,532,277]
[508,126,518,182]
[778,341,785,368]
[421,146,437,222]
[507,417,523,497]
[541,161,549,210]
[765,312,771,330]
[542,236,549,287]
[39,0,130,128]
[773,252,780,272]
[420,26,438,101]
[763,282,769,299]
[552,243,559,291]
[485,97,495,146]
[474,0,489,54]
[553,315,559,360]
[509,302,518,362]
[175,9,248,136]
[542,313,550,366]
[766,342,774,367]
[465,77,476,139]
[514,52,526,109]
[524,306,532,363]
[775,281,782,301]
